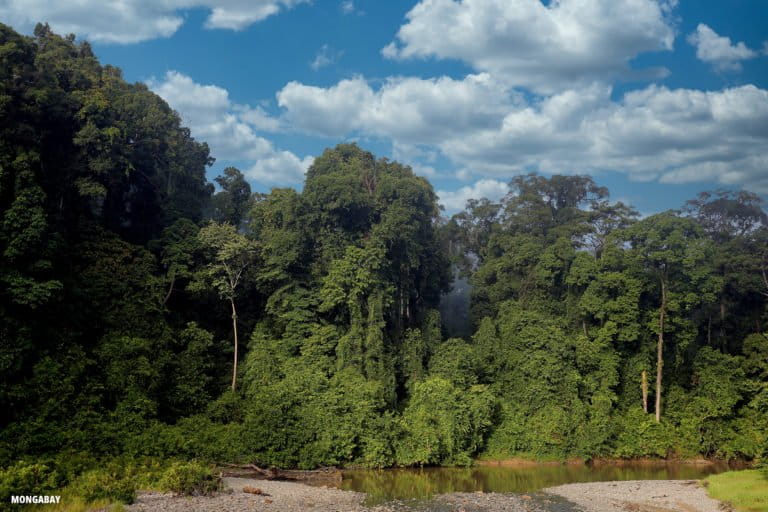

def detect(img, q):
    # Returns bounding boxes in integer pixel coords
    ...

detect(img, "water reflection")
[335,462,730,503]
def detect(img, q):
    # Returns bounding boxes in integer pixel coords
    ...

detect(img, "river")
[332,461,731,504]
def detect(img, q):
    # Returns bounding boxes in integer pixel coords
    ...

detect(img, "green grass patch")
[705,470,768,512]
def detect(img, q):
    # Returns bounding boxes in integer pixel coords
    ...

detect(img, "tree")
[626,212,718,422]
[210,167,252,227]
[152,219,200,307]
[191,222,257,391]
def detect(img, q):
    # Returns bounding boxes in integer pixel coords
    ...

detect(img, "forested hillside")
[1,22,767,478]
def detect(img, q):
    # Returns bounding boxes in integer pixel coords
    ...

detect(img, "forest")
[1,23,767,497]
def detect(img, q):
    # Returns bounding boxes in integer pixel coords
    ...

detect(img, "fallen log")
[217,463,342,484]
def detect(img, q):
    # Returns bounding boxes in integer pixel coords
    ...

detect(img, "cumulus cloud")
[0,0,309,43]
[687,24,759,71]
[446,84,768,192]
[277,73,513,140]
[437,179,509,212]
[275,73,768,193]
[148,71,312,185]
[382,0,677,92]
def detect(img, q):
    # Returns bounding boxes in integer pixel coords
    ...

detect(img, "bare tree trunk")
[656,277,666,423]
[231,298,239,391]
[642,369,648,413]
[162,275,175,307]
[582,319,588,337]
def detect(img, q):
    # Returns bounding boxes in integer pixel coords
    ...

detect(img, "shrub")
[395,378,496,466]
[0,461,61,503]
[69,465,137,504]
[159,461,221,496]
[612,407,675,458]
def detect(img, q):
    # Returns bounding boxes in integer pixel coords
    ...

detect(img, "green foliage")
[612,407,675,458]
[159,461,221,496]
[396,378,496,466]
[0,22,766,475]
[68,464,136,504]
[0,461,61,503]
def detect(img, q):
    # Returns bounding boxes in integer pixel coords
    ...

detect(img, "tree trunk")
[656,277,666,423]
[642,369,648,413]
[162,275,175,307]
[231,298,239,391]
[719,300,726,346]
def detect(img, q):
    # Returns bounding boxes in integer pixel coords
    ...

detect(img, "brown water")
[337,462,731,504]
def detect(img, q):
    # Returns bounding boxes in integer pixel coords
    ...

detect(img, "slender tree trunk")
[162,275,175,307]
[231,298,239,391]
[582,319,588,337]
[719,300,726,346]
[656,277,666,423]
[642,369,648,413]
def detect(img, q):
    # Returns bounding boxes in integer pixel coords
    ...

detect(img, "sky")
[2,0,767,214]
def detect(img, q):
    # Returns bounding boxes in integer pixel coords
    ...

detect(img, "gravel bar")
[127,477,725,512]
[543,480,723,512]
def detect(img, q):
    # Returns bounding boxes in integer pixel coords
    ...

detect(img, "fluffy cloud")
[148,71,312,185]
[382,0,677,92]
[275,73,768,193]
[687,24,759,72]
[447,84,768,192]
[437,179,509,212]
[277,73,513,140]
[0,0,308,43]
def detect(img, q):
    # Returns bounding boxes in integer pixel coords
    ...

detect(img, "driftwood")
[217,463,342,484]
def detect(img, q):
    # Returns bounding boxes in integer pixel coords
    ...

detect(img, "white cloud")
[437,179,509,212]
[277,73,513,140]
[311,44,343,70]
[248,151,315,184]
[275,73,768,194]
[0,0,309,43]
[687,24,759,72]
[447,84,768,192]
[382,0,677,92]
[148,71,312,185]
[236,105,284,133]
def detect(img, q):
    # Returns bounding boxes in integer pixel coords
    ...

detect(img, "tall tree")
[625,212,718,422]
[191,222,257,391]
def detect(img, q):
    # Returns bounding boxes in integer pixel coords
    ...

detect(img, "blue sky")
[3,0,767,214]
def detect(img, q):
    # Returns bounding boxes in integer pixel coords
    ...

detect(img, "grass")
[30,497,125,512]
[705,470,768,512]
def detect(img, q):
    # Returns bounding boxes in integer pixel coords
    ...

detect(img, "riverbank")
[544,480,722,512]
[125,476,727,512]
[476,456,729,467]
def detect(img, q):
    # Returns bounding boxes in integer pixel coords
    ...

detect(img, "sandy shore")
[126,477,723,512]
[543,480,723,512]
[127,477,379,511]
